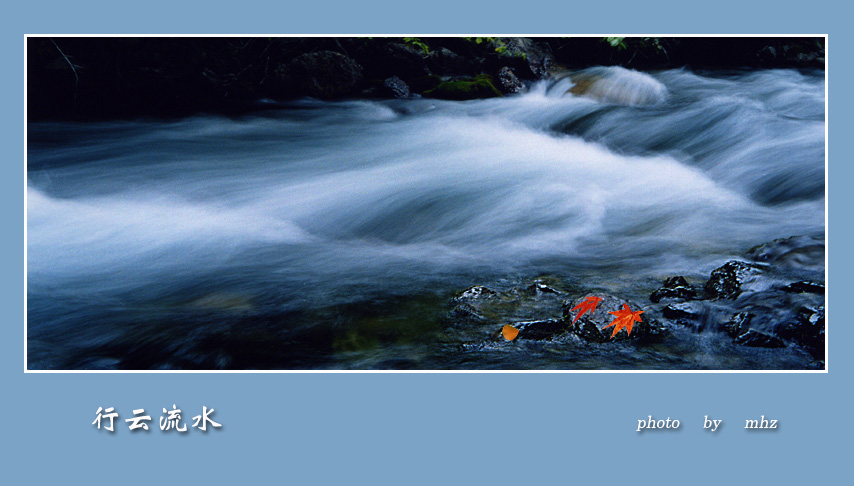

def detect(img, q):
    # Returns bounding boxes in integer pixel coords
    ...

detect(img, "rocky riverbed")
[441,235,824,370]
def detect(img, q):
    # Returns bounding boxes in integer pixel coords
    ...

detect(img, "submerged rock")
[781,281,825,295]
[724,312,785,348]
[746,235,824,271]
[777,306,825,360]
[650,276,698,303]
[501,319,571,341]
[567,66,668,105]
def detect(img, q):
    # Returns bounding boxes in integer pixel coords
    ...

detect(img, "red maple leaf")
[570,296,603,323]
[603,303,644,338]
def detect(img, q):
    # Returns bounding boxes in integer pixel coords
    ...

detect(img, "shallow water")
[27,67,825,369]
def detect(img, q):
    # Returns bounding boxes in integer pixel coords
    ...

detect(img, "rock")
[358,42,430,81]
[777,306,825,360]
[650,276,698,303]
[502,319,571,341]
[562,294,667,343]
[426,47,479,76]
[496,66,524,94]
[423,74,503,100]
[453,285,496,303]
[525,282,560,295]
[757,45,777,64]
[746,235,824,271]
[566,66,668,106]
[407,75,443,94]
[735,329,785,348]
[705,261,759,299]
[660,301,708,330]
[380,76,410,98]
[276,51,364,99]
[444,280,570,344]
[781,281,825,295]
[725,312,785,348]
[496,38,554,79]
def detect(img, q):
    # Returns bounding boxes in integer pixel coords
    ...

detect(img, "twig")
[50,38,79,108]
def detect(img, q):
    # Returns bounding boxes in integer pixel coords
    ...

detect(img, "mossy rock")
[423,74,503,100]
[407,75,443,93]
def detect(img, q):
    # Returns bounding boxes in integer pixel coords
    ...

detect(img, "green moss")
[423,75,503,100]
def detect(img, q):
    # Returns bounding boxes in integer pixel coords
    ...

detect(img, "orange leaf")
[570,296,603,323]
[602,303,644,338]
[502,324,519,341]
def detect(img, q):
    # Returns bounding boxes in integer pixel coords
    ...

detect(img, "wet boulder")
[746,235,824,272]
[777,306,825,360]
[446,280,567,327]
[780,281,824,295]
[660,301,707,330]
[650,276,698,303]
[724,312,785,348]
[562,294,667,343]
[704,261,760,299]
[566,66,668,106]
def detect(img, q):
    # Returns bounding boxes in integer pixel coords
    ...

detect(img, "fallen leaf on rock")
[603,303,644,338]
[571,296,603,323]
[502,324,520,341]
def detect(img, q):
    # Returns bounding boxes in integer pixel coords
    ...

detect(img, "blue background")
[7,2,845,484]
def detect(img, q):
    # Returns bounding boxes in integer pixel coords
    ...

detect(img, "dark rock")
[650,276,698,303]
[660,302,707,330]
[426,47,479,76]
[496,66,524,94]
[757,45,777,64]
[725,312,753,338]
[504,319,571,341]
[562,294,667,343]
[380,76,410,98]
[725,312,785,348]
[407,75,443,94]
[781,281,825,295]
[357,42,430,81]
[496,38,554,79]
[734,330,785,348]
[275,51,364,99]
[777,306,825,360]
[662,303,694,320]
[705,261,760,299]
[423,74,503,100]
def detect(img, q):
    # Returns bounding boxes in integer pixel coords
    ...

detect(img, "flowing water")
[27,67,825,369]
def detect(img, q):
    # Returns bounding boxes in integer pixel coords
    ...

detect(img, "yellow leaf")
[502,324,519,341]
